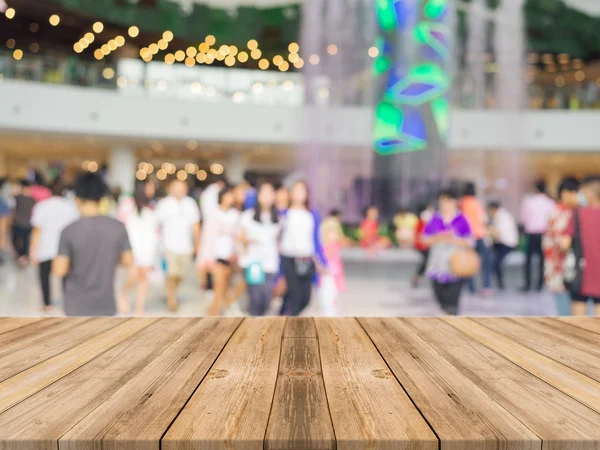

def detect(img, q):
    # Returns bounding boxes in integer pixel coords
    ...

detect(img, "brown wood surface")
[1,317,600,450]
[162,317,286,450]
[316,318,438,450]
[265,318,335,450]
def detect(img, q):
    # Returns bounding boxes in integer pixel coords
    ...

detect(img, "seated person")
[393,208,419,248]
[359,206,391,257]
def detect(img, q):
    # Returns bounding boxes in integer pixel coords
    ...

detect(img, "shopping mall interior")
[0,0,599,318]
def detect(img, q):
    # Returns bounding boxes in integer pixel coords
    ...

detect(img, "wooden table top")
[1,317,600,450]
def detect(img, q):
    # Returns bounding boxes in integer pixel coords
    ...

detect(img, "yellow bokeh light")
[205,35,216,46]
[108,40,118,51]
[149,43,159,54]
[93,22,104,34]
[327,44,338,55]
[5,8,15,19]
[177,170,188,181]
[197,170,207,181]
[140,47,150,58]
[293,57,304,69]
[279,61,290,72]
[158,39,168,50]
[128,26,139,38]
[210,164,224,175]
[368,46,379,58]
[237,51,249,63]
[216,52,225,61]
[102,44,111,55]
[73,42,83,53]
[175,50,185,62]
[229,45,238,57]
[186,46,197,57]
[185,163,198,174]
[145,163,154,174]
[115,36,125,47]
[79,39,89,49]
[13,49,23,60]
[94,49,104,60]
[185,57,195,67]
[225,55,236,66]
[84,32,95,43]
[136,170,147,181]
[251,49,262,60]
[219,45,230,56]
[88,161,98,172]
[49,14,60,26]
[163,30,174,42]
[196,52,206,63]
[205,53,215,64]
[199,42,210,53]
[288,42,299,53]
[288,52,299,63]
[258,58,269,70]
[273,55,284,66]
[247,39,258,50]
[165,53,175,64]
[102,67,115,79]
[157,169,167,180]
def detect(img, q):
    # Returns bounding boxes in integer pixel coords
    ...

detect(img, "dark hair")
[33,171,46,187]
[363,205,377,217]
[253,182,279,224]
[218,185,234,205]
[19,179,31,188]
[487,200,501,210]
[133,182,151,214]
[535,179,547,194]
[558,178,579,198]
[50,180,65,197]
[582,175,600,186]
[74,172,107,202]
[463,182,476,197]
[439,188,458,200]
[329,209,341,217]
[290,180,310,210]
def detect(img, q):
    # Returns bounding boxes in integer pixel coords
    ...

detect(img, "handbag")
[294,257,315,278]
[564,209,585,295]
[245,262,266,285]
[449,248,481,278]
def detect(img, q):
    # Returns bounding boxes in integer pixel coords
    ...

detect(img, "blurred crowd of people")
[0,170,599,318]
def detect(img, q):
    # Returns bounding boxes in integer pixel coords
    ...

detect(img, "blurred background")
[0,0,599,317]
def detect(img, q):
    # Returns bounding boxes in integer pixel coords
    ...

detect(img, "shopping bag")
[319,274,339,317]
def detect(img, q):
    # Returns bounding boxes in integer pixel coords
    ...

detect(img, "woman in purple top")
[423,189,473,315]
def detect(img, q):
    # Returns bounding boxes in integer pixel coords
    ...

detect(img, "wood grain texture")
[315,318,438,450]
[0,317,72,351]
[559,317,600,335]
[446,317,600,413]
[0,318,194,450]
[0,318,155,415]
[474,317,600,383]
[359,317,541,450]
[406,317,600,449]
[284,317,317,338]
[162,317,286,450]
[0,317,126,382]
[265,318,335,450]
[59,318,241,450]
[0,317,42,335]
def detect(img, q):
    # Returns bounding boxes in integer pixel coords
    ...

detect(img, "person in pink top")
[520,180,556,291]
[460,182,492,295]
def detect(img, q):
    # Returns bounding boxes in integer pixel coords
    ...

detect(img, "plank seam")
[263,318,287,450]
[157,317,246,450]
[553,317,600,336]
[0,318,43,336]
[314,317,338,450]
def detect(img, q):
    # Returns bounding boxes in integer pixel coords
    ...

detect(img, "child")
[359,206,391,258]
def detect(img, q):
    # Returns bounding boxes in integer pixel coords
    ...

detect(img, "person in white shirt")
[240,182,281,316]
[29,181,79,311]
[117,179,159,315]
[520,180,555,291]
[488,201,519,290]
[156,179,201,312]
[204,186,241,316]
[199,176,225,220]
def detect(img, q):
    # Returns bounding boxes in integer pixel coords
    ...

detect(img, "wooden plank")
[474,317,600,383]
[265,318,335,450]
[0,317,156,414]
[315,318,438,450]
[0,317,43,335]
[446,317,600,413]
[0,318,196,450]
[284,317,317,338]
[405,317,600,449]
[0,318,72,349]
[359,317,541,450]
[0,317,127,382]
[559,317,600,335]
[162,317,286,450]
[59,318,241,450]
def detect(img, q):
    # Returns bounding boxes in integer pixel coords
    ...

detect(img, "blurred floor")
[0,255,562,317]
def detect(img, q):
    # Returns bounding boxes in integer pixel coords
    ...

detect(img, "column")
[226,152,247,185]
[109,146,136,196]
[373,0,453,216]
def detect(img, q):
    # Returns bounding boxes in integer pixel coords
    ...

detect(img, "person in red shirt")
[359,206,391,258]
[563,175,600,316]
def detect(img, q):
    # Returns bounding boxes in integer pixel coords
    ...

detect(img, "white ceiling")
[560,0,600,15]
[171,0,297,13]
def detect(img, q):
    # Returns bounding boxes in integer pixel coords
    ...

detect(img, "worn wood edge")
[0,317,44,336]
[556,317,600,335]
[283,317,317,338]
[444,317,600,414]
